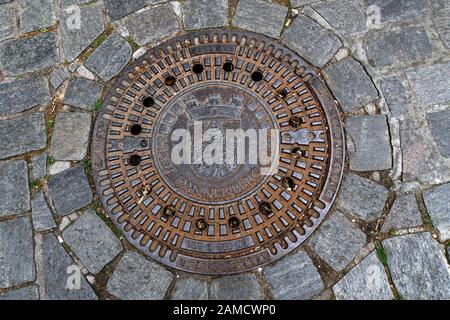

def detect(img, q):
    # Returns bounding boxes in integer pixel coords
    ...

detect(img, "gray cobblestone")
[63,209,122,274]
[337,173,389,221]
[42,233,97,300]
[125,4,179,46]
[345,115,392,172]
[64,78,103,111]
[0,217,35,289]
[309,211,367,271]
[18,0,56,33]
[363,27,432,67]
[48,164,93,216]
[85,34,132,81]
[31,191,56,232]
[210,274,263,300]
[104,0,148,21]
[383,233,450,299]
[406,62,450,107]
[233,0,287,38]
[50,112,92,161]
[362,0,428,23]
[427,111,450,158]
[0,32,59,76]
[0,76,51,116]
[0,112,46,160]
[31,154,47,181]
[323,58,378,113]
[183,0,228,30]
[264,251,324,300]
[282,15,341,68]
[50,67,69,90]
[0,160,30,217]
[107,251,173,300]
[60,4,105,62]
[379,76,410,119]
[333,251,393,300]
[423,183,450,242]
[0,4,16,41]
[433,9,450,49]
[171,278,208,300]
[382,194,422,232]
[312,0,368,38]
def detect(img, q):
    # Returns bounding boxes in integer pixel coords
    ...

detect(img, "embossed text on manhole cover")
[92,29,345,274]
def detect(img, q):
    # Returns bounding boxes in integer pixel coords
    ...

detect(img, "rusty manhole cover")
[92,29,345,274]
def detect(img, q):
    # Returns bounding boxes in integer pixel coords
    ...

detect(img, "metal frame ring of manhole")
[92,29,345,275]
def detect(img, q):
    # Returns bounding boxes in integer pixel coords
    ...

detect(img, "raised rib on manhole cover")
[92,29,345,275]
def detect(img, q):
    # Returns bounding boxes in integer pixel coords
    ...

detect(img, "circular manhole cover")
[92,29,345,275]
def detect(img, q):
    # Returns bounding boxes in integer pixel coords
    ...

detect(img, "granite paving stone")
[48,164,93,216]
[323,58,378,113]
[309,211,367,271]
[427,111,450,157]
[171,278,208,300]
[19,0,56,33]
[311,0,368,38]
[62,209,123,274]
[362,0,428,23]
[400,120,441,183]
[291,0,321,6]
[50,112,92,161]
[107,251,173,300]
[0,32,60,76]
[125,4,180,46]
[379,76,410,119]
[383,233,450,299]
[430,0,450,9]
[60,4,105,62]
[232,0,287,38]
[64,78,103,111]
[0,76,51,116]
[423,183,450,242]
[31,191,56,232]
[0,4,16,41]
[382,194,422,232]
[183,0,228,30]
[50,67,69,89]
[0,217,35,289]
[0,160,30,217]
[31,154,47,180]
[85,34,132,81]
[406,62,450,107]
[264,251,324,300]
[333,251,393,300]
[345,115,392,172]
[433,9,450,49]
[337,173,389,221]
[0,112,46,160]
[104,0,148,21]
[0,285,39,300]
[210,274,264,300]
[282,15,341,68]
[363,27,432,67]
[42,233,97,300]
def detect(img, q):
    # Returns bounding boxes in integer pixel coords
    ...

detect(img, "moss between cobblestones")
[376,245,388,266]
[92,99,102,112]
[46,155,55,167]
[126,36,140,53]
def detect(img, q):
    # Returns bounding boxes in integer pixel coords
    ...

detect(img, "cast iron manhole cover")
[92,29,345,274]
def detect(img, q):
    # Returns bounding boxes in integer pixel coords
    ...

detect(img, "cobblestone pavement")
[0,0,449,300]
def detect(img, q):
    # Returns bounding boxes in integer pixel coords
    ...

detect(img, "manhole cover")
[92,29,345,274]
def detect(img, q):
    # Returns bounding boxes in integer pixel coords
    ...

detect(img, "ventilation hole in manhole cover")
[92,29,345,275]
